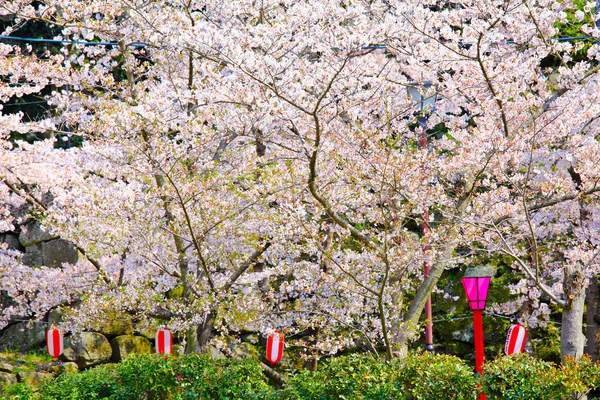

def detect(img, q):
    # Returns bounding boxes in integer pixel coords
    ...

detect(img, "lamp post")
[407,81,437,352]
[462,275,491,400]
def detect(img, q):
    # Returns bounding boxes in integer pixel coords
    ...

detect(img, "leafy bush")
[174,355,274,400]
[394,353,476,400]
[39,363,119,400]
[2,382,38,400]
[559,355,600,398]
[5,352,600,399]
[282,354,399,399]
[35,354,274,400]
[481,354,600,399]
[112,354,178,400]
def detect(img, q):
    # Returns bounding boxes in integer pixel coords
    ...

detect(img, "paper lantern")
[505,323,527,355]
[155,328,172,355]
[266,330,284,364]
[46,328,63,359]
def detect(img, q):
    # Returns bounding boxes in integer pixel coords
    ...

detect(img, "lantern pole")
[462,274,492,400]
[473,309,484,376]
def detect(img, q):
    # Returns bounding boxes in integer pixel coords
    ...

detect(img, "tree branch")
[222,242,271,292]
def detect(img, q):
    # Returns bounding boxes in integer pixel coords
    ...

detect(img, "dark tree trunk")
[197,311,216,348]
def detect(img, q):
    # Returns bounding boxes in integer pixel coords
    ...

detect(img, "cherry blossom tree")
[2,0,600,362]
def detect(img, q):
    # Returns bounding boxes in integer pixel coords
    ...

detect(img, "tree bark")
[198,311,216,348]
[561,271,586,361]
[185,325,199,354]
[561,284,587,400]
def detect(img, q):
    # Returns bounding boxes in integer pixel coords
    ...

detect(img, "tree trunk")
[585,276,599,361]
[185,325,199,354]
[561,280,586,361]
[393,327,411,358]
[561,273,588,400]
[198,311,216,348]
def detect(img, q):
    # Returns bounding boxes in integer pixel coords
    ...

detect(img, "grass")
[0,350,54,374]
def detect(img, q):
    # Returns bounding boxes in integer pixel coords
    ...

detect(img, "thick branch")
[222,242,271,292]
[477,32,510,138]
[494,185,600,226]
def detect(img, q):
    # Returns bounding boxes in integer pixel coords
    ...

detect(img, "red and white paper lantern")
[155,328,172,355]
[266,330,284,364]
[505,323,528,355]
[46,328,63,359]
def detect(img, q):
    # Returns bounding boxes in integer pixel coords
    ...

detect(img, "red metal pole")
[422,215,433,351]
[473,309,486,400]
[421,128,434,351]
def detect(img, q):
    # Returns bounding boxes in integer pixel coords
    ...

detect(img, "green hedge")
[35,354,273,400]
[3,353,599,400]
[482,354,600,400]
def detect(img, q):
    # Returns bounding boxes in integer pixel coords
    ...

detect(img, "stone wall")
[1,218,78,268]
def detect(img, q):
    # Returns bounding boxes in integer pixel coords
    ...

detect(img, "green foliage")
[530,323,561,363]
[394,353,476,400]
[282,354,398,399]
[2,382,39,400]
[282,353,475,400]
[39,363,119,400]
[560,355,600,396]
[112,354,177,400]
[33,354,273,400]
[482,354,600,399]
[174,355,274,400]
[6,353,600,400]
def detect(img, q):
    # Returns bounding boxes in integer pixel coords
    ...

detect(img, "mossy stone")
[110,335,152,361]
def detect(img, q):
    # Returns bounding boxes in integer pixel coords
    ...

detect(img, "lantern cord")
[431,312,573,327]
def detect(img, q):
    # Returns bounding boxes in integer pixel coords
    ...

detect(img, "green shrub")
[282,354,399,399]
[483,354,568,399]
[9,351,600,400]
[393,353,476,400]
[559,356,600,398]
[39,363,119,400]
[112,354,178,400]
[36,354,274,400]
[174,354,274,400]
[2,382,39,400]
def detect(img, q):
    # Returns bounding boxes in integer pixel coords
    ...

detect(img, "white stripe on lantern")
[164,330,171,354]
[270,334,280,361]
[47,331,54,356]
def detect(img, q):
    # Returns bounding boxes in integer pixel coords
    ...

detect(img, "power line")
[3,100,48,106]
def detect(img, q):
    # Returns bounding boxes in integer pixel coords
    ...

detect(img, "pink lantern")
[462,275,491,400]
[46,328,63,359]
[462,276,491,311]
[155,328,172,355]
